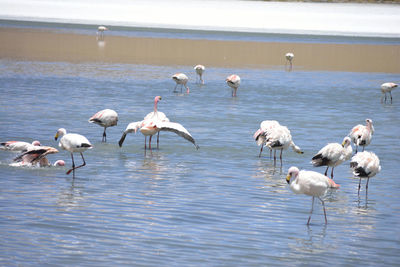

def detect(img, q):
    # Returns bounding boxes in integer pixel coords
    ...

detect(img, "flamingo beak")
[341,141,346,147]
[54,133,59,141]
[286,174,291,184]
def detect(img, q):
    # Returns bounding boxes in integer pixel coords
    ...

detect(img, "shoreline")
[0,26,399,73]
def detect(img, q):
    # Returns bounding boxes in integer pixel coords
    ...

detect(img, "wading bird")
[349,119,374,153]
[194,65,205,84]
[0,140,41,152]
[226,74,240,97]
[380,82,398,104]
[89,109,118,142]
[285,52,294,71]
[13,145,59,167]
[119,96,199,152]
[55,128,92,177]
[172,73,190,93]
[97,26,108,37]
[311,136,352,179]
[350,151,381,195]
[286,166,339,225]
[253,120,281,158]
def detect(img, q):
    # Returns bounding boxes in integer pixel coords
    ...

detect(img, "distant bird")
[13,145,59,167]
[311,136,353,179]
[381,82,398,104]
[349,119,374,153]
[350,151,381,194]
[253,120,281,157]
[89,109,118,142]
[194,65,205,84]
[97,26,108,37]
[262,124,303,165]
[0,140,41,152]
[119,96,199,151]
[286,166,340,225]
[55,128,92,177]
[226,74,240,97]
[172,73,190,93]
[285,52,294,71]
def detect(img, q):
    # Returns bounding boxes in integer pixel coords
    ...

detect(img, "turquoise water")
[1,28,400,266]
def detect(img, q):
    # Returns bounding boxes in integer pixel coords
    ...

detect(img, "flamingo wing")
[156,122,199,149]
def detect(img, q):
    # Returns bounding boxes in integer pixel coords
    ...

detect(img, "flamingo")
[286,166,339,225]
[226,74,240,97]
[194,65,205,84]
[350,151,381,195]
[262,124,303,166]
[55,128,92,177]
[172,73,189,93]
[381,82,398,104]
[0,140,41,152]
[97,26,108,38]
[119,96,199,151]
[311,136,353,179]
[13,145,59,167]
[53,160,66,166]
[349,119,374,153]
[253,120,281,157]
[88,109,118,142]
[285,52,294,71]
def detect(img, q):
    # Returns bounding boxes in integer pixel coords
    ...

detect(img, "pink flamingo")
[381,82,398,104]
[194,65,205,84]
[172,73,190,93]
[119,96,199,152]
[13,145,59,167]
[226,74,240,97]
[89,109,118,142]
[349,119,374,153]
[0,140,41,152]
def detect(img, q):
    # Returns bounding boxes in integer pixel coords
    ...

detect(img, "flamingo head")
[155,96,162,103]
[55,128,67,141]
[286,166,299,184]
[342,136,351,147]
[32,140,41,146]
[54,160,65,166]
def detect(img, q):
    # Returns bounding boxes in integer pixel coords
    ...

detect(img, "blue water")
[1,28,400,266]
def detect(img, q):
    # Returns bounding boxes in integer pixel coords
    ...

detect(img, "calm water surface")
[0,32,400,266]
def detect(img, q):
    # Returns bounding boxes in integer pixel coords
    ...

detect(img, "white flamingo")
[13,145,59,167]
[55,128,92,177]
[381,82,398,104]
[263,124,303,165]
[172,73,190,93]
[89,109,118,142]
[253,120,281,157]
[349,119,374,153]
[0,140,41,152]
[119,96,199,151]
[194,65,205,84]
[311,136,353,179]
[350,151,381,194]
[226,74,240,97]
[97,26,108,38]
[286,166,340,225]
[285,52,294,71]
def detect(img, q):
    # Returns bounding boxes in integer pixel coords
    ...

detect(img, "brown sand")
[0,27,399,73]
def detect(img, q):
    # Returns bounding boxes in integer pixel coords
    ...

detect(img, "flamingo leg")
[358,177,362,195]
[200,75,204,85]
[273,150,277,166]
[66,153,75,177]
[157,132,160,149]
[279,149,283,166]
[173,84,178,92]
[307,196,315,225]
[319,197,327,224]
[324,166,329,176]
[144,136,147,150]
[102,127,107,142]
[149,135,152,150]
[330,167,334,179]
[366,177,370,192]
[390,91,393,104]
[66,153,86,176]
[258,145,263,157]
[270,149,272,159]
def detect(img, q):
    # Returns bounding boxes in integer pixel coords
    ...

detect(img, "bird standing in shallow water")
[349,119,374,153]
[0,140,41,152]
[89,109,118,142]
[253,120,281,158]
[97,26,108,38]
[350,151,381,195]
[311,136,352,179]
[55,128,92,178]
[226,74,240,97]
[194,65,205,84]
[172,73,190,93]
[380,82,398,104]
[286,166,339,225]
[285,52,294,71]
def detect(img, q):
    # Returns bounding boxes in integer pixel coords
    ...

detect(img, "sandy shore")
[0,27,399,73]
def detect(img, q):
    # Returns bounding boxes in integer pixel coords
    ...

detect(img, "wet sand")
[0,27,399,73]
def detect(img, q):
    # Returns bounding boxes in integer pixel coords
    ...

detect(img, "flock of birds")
[1,28,398,224]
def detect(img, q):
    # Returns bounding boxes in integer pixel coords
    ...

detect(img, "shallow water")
[1,29,400,266]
